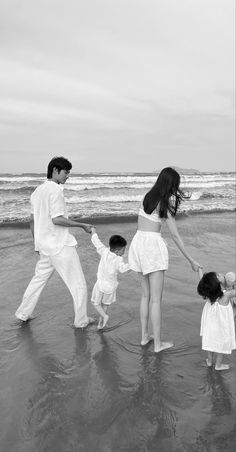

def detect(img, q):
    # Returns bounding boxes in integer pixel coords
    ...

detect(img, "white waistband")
[136,230,161,235]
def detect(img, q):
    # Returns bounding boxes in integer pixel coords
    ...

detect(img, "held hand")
[83,224,94,233]
[190,260,202,272]
[91,226,96,235]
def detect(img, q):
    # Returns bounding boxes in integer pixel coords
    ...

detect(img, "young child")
[219,271,236,317]
[197,269,236,370]
[90,227,130,329]
[218,271,235,291]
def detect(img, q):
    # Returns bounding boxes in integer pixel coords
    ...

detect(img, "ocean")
[0,171,235,225]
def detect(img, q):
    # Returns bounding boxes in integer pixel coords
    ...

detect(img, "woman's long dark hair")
[143,167,185,218]
[197,272,224,304]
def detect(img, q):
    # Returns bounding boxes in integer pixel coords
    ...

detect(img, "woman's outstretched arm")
[165,212,201,271]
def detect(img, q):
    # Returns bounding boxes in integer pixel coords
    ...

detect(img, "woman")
[128,167,201,352]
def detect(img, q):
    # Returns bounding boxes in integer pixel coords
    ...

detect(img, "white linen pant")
[15,245,89,327]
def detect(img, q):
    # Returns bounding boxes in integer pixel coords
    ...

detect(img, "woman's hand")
[190,260,202,272]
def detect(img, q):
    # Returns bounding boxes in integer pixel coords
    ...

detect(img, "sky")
[0,0,235,173]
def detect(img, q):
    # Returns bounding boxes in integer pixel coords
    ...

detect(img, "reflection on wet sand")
[1,316,236,452]
[197,368,236,451]
[5,324,75,452]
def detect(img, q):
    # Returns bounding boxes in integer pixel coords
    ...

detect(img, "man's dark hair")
[109,235,127,250]
[47,157,72,179]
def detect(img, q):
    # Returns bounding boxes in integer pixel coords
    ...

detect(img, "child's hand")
[225,272,236,288]
[83,224,93,233]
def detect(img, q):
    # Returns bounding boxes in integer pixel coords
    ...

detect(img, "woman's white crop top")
[138,207,162,223]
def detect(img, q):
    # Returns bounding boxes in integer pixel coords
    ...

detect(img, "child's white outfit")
[200,298,236,354]
[91,233,130,306]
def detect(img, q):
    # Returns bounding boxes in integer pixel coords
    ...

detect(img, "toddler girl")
[197,270,236,370]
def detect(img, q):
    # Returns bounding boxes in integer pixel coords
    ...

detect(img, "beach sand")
[0,212,235,452]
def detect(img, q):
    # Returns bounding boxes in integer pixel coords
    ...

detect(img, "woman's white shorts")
[128,231,168,275]
[91,281,116,306]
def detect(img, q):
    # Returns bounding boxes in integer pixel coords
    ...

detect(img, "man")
[15,156,94,328]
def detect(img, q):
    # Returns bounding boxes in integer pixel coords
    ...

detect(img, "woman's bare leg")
[138,273,152,345]
[149,271,173,352]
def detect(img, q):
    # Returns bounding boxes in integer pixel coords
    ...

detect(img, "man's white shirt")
[31,180,77,256]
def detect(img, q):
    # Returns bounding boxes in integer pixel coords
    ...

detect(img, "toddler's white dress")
[200,299,236,354]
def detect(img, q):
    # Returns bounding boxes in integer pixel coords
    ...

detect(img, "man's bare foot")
[84,316,96,327]
[215,364,230,371]
[206,358,213,367]
[74,317,96,328]
[154,341,173,353]
[141,335,154,346]
[16,316,35,323]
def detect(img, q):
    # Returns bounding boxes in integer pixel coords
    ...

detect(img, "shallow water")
[0,214,235,452]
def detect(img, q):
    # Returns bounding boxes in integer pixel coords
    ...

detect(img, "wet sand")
[0,213,235,452]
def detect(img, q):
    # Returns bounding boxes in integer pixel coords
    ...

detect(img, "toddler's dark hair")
[47,157,72,178]
[197,272,224,304]
[109,235,127,250]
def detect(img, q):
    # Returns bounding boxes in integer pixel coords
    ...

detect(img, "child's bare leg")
[93,304,109,329]
[98,316,103,329]
[206,351,213,366]
[101,304,109,328]
[103,304,109,314]
[215,353,229,370]
[94,304,109,329]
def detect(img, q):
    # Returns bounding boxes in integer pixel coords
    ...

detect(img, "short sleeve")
[49,188,65,219]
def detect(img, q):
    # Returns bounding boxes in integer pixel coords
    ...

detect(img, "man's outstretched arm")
[52,215,93,233]
[29,214,34,239]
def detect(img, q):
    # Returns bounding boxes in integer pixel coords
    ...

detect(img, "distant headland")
[172,167,202,174]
